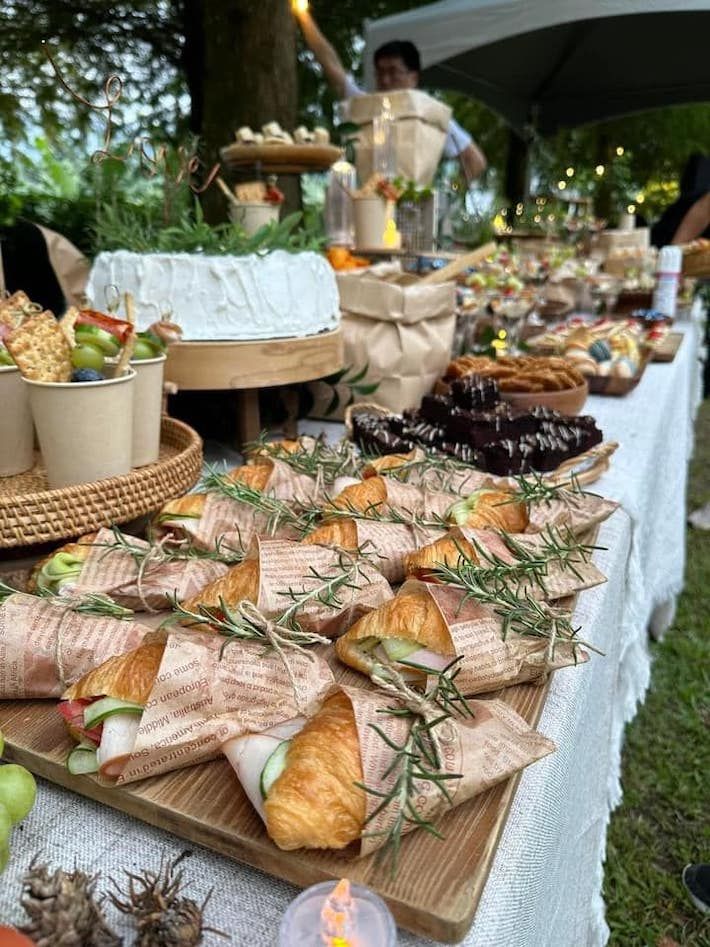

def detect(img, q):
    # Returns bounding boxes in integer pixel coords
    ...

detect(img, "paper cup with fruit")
[0,332,34,478]
[4,303,137,488]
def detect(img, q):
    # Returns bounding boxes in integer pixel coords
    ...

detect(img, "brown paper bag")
[117,632,334,784]
[328,267,456,415]
[341,685,555,856]
[346,90,451,187]
[69,527,228,611]
[0,592,149,698]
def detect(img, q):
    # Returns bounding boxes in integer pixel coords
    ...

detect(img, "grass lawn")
[604,398,710,947]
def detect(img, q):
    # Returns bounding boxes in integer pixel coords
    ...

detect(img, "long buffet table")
[0,312,703,946]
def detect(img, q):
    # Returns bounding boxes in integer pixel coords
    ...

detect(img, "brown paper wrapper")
[404,580,589,695]
[455,527,607,600]
[347,520,444,584]
[0,592,149,698]
[252,537,393,637]
[525,490,619,535]
[380,479,455,521]
[70,528,228,610]
[369,448,496,495]
[341,684,555,856]
[117,632,334,784]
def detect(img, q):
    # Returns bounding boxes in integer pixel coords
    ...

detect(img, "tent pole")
[504,128,530,207]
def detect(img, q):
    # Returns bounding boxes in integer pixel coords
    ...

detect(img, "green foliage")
[94,202,324,256]
[603,399,710,947]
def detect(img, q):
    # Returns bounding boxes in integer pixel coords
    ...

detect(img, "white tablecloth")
[0,319,703,946]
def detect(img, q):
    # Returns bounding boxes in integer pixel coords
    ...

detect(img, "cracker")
[59,306,80,348]
[6,311,73,382]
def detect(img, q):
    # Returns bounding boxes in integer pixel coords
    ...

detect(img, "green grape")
[74,324,120,356]
[0,801,10,847]
[0,764,36,823]
[0,347,14,367]
[132,338,159,360]
[71,343,105,373]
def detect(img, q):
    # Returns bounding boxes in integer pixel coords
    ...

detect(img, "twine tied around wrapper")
[234,600,330,709]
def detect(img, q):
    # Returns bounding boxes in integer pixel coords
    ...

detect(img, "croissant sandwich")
[336,580,593,695]
[330,475,455,521]
[27,532,98,593]
[180,537,393,637]
[362,449,493,494]
[59,637,167,777]
[59,630,335,783]
[27,527,227,609]
[226,685,555,853]
[0,588,150,699]
[301,518,443,584]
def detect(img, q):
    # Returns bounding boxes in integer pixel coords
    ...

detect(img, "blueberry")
[71,368,105,383]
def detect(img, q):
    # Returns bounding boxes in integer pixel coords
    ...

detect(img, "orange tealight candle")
[279,879,396,947]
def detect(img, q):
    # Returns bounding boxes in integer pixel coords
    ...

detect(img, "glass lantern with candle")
[325,159,357,247]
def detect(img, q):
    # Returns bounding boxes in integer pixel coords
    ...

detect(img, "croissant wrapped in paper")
[301,518,443,584]
[336,579,595,695]
[363,449,494,495]
[26,527,228,609]
[180,537,393,637]
[226,686,555,853]
[330,475,455,521]
[0,589,150,699]
[59,630,335,782]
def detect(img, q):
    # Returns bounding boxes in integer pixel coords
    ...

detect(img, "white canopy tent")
[363,0,710,133]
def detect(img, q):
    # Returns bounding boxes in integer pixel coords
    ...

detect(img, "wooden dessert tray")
[220,142,342,174]
[0,670,550,943]
[587,350,650,396]
[651,331,683,363]
[0,418,202,549]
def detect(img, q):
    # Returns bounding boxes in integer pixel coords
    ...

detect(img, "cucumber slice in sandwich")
[67,743,99,775]
[380,638,421,662]
[83,696,144,730]
[259,740,291,799]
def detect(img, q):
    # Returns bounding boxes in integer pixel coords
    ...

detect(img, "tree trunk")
[184,0,299,223]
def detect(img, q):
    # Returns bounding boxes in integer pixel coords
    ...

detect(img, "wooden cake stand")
[164,328,343,446]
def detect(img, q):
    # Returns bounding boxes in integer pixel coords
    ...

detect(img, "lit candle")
[291,0,309,13]
[382,201,401,250]
[279,879,396,947]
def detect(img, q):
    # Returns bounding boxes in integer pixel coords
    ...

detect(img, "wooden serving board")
[220,142,342,174]
[651,331,683,363]
[0,674,549,943]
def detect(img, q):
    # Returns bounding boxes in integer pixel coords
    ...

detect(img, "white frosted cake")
[87,250,340,341]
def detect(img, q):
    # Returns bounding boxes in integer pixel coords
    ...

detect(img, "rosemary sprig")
[503,471,600,506]
[0,580,21,604]
[362,448,483,496]
[38,587,135,620]
[429,561,602,657]
[274,548,373,628]
[313,496,448,533]
[200,469,312,535]
[356,659,473,876]
[100,526,245,567]
[244,433,362,483]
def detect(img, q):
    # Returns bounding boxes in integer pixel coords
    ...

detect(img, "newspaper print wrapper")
[155,458,316,552]
[67,528,228,611]
[368,448,496,495]
[251,537,393,637]
[453,527,607,600]
[341,684,555,857]
[116,632,334,785]
[378,478,456,520]
[339,520,445,584]
[404,580,589,695]
[525,490,619,535]
[0,592,149,698]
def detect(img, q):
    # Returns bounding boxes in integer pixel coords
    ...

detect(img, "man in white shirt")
[294,7,487,183]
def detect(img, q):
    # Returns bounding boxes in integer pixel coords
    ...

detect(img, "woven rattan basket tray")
[0,418,202,549]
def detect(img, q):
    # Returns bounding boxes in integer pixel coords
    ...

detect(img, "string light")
[616,146,624,156]
[595,165,605,176]
[627,204,636,214]
[566,167,574,177]
[557,180,567,190]
[636,194,645,204]
[534,214,542,223]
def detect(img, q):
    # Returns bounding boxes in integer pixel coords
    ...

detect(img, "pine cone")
[20,858,121,947]
[109,856,220,947]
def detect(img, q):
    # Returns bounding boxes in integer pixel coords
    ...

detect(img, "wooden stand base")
[165,329,343,447]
